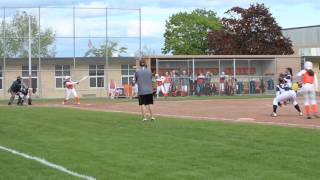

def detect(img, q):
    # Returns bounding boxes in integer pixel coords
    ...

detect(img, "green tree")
[85,41,128,57]
[0,11,56,58]
[162,9,222,55]
[135,45,156,57]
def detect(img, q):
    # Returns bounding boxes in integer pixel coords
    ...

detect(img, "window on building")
[55,65,71,88]
[0,66,2,89]
[89,65,104,88]
[22,65,38,88]
[121,64,135,85]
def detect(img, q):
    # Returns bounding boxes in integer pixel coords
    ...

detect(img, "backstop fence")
[0,6,141,99]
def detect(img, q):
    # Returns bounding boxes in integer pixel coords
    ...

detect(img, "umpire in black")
[8,76,22,105]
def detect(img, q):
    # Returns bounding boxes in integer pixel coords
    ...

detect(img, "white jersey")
[273,83,298,106]
[284,74,292,87]
[275,83,292,96]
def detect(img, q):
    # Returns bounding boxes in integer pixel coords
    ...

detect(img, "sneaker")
[307,116,312,119]
[151,117,155,121]
[142,118,148,122]
[8,102,11,105]
[271,112,277,117]
[299,112,303,116]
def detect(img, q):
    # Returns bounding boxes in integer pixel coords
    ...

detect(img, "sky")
[0,0,319,56]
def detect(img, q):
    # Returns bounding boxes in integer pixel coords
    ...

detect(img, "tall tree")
[163,9,222,55]
[85,41,127,57]
[208,3,294,55]
[0,11,56,58]
[136,45,157,57]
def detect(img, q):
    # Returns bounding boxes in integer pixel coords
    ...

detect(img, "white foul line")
[0,145,96,180]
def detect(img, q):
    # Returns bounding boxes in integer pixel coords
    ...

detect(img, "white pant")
[65,88,78,100]
[220,83,224,92]
[273,90,298,106]
[109,89,117,99]
[163,83,170,94]
[181,85,188,92]
[156,85,165,96]
[301,83,317,105]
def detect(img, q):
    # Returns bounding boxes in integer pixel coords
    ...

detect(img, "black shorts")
[138,94,154,105]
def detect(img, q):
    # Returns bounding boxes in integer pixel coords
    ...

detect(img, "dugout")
[143,55,301,95]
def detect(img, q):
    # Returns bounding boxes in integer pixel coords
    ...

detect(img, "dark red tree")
[208,3,294,55]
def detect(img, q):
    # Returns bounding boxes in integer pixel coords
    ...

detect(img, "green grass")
[0,95,273,106]
[0,107,319,180]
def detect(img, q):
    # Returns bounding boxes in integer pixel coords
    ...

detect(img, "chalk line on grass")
[0,145,96,180]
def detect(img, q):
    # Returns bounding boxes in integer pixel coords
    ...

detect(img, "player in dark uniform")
[8,76,22,105]
[17,83,32,105]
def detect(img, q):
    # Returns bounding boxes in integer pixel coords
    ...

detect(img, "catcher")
[62,76,80,105]
[17,83,32,105]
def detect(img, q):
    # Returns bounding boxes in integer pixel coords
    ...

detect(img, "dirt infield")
[48,97,320,129]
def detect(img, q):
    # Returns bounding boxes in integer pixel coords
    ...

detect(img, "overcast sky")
[0,0,319,56]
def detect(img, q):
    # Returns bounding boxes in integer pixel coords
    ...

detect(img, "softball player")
[180,70,189,96]
[219,72,226,95]
[284,67,293,87]
[17,83,32,105]
[271,76,302,117]
[155,74,165,98]
[163,72,171,97]
[297,61,319,119]
[62,76,80,105]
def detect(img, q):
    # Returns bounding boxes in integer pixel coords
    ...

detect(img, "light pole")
[28,15,32,89]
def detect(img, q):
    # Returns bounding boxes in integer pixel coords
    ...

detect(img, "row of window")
[0,64,135,89]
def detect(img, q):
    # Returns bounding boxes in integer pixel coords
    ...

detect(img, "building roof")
[145,55,300,60]
[282,25,320,31]
[2,56,137,62]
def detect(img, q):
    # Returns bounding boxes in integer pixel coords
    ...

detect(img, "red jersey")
[156,78,163,86]
[303,71,314,84]
[65,81,75,89]
[110,80,116,89]
[220,76,225,83]
[163,76,171,83]
[197,75,205,84]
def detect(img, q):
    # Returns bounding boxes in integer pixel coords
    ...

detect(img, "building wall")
[0,58,136,99]
[275,56,301,77]
[282,26,320,56]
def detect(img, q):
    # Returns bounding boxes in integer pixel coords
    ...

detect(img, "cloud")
[2,0,320,55]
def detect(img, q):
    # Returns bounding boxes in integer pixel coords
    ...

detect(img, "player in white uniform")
[155,74,165,98]
[271,76,302,117]
[284,67,293,88]
[62,76,80,105]
[296,61,319,119]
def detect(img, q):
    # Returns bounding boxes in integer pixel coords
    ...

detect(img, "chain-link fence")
[0,7,141,99]
[153,58,277,97]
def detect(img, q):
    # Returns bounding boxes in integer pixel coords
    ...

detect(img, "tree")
[208,3,294,55]
[85,41,127,57]
[162,9,222,55]
[0,11,56,58]
[136,45,157,57]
